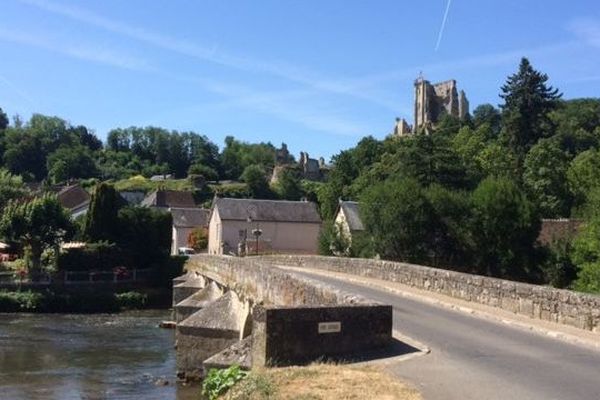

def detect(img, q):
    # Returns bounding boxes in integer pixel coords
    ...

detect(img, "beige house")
[334,201,365,244]
[171,208,210,255]
[208,198,322,255]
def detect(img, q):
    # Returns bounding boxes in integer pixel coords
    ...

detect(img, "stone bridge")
[173,254,600,380]
[173,255,392,379]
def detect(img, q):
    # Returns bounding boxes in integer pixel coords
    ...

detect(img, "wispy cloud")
[0,28,152,71]
[16,0,401,111]
[435,0,452,51]
[567,17,600,48]
[0,72,37,110]
[332,41,579,91]
[0,24,370,137]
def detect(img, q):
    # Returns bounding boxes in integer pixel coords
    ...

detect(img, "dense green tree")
[470,177,540,280]
[452,124,490,184]
[274,167,303,200]
[117,206,172,269]
[499,58,562,167]
[0,195,73,274]
[220,136,276,180]
[83,183,122,243]
[395,135,468,189]
[425,185,473,270]
[241,164,270,198]
[567,149,600,212]
[47,145,99,183]
[540,239,578,289]
[434,114,462,137]
[523,139,571,217]
[319,150,359,219]
[550,98,600,137]
[360,178,434,263]
[188,164,219,181]
[472,104,501,135]
[0,107,8,130]
[352,136,383,172]
[0,169,28,210]
[477,142,517,179]
[570,192,600,293]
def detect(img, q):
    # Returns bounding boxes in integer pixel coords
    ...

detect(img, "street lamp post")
[252,224,262,256]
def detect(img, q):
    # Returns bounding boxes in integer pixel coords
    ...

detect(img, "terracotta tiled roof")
[214,197,321,223]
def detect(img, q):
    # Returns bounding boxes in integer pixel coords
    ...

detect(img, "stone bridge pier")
[172,256,393,380]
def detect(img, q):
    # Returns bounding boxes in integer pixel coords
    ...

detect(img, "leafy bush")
[0,290,44,312]
[202,365,248,400]
[57,241,127,271]
[115,291,147,309]
[573,262,600,294]
[188,227,208,252]
[540,239,578,289]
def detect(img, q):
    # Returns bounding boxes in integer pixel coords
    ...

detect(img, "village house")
[208,198,322,255]
[141,189,196,210]
[334,201,365,246]
[171,207,210,255]
[56,184,91,219]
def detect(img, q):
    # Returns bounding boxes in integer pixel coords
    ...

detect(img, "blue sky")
[1,0,599,160]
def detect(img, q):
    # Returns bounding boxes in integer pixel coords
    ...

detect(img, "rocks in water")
[158,320,176,329]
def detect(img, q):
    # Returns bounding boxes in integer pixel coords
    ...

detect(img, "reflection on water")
[0,311,199,400]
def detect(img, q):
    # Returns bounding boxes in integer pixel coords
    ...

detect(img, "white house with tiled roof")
[208,198,322,255]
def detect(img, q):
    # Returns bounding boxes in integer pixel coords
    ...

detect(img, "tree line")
[0,111,283,183]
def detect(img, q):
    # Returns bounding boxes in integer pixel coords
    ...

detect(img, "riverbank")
[0,287,172,313]
[222,364,421,400]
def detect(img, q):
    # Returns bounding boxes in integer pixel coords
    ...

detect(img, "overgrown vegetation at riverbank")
[0,289,164,313]
[215,364,421,400]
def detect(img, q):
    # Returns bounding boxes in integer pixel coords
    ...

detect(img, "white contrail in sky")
[435,0,452,51]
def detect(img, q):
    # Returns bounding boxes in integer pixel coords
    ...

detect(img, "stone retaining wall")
[257,255,600,333]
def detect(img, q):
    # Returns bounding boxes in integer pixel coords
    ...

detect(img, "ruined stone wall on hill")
[258,255,600,333]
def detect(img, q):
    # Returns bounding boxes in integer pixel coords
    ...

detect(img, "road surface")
[285,267,600,400]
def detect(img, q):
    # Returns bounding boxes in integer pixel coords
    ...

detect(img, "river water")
[0,311,200,400]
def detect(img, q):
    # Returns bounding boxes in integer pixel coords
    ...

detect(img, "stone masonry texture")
[256,255,600,333]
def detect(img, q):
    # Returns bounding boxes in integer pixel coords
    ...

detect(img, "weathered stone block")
[252,304,392,367]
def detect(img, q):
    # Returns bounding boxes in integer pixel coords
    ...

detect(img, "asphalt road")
[287,268,600,400]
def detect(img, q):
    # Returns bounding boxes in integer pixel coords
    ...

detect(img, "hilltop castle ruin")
[393,76,469,136]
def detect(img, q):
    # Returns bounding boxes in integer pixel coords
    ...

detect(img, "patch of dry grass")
[222,363,421,400]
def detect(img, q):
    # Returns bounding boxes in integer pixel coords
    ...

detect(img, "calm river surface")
[0,311,200,400]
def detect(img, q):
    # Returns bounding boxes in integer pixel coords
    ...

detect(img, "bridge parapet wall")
[257,255,600,333]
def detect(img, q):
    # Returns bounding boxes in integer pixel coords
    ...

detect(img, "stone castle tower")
[391,76,469,137]
[413,77,469,131]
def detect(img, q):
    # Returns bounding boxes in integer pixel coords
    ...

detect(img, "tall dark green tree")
[471,177,540,280]
[523,139,571,217]
[499,58,562,167]
[360,178,435,263]
[275,167,303,200]
[0,107,8,130]
[83,183,122,242]
[241,164,270,199]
